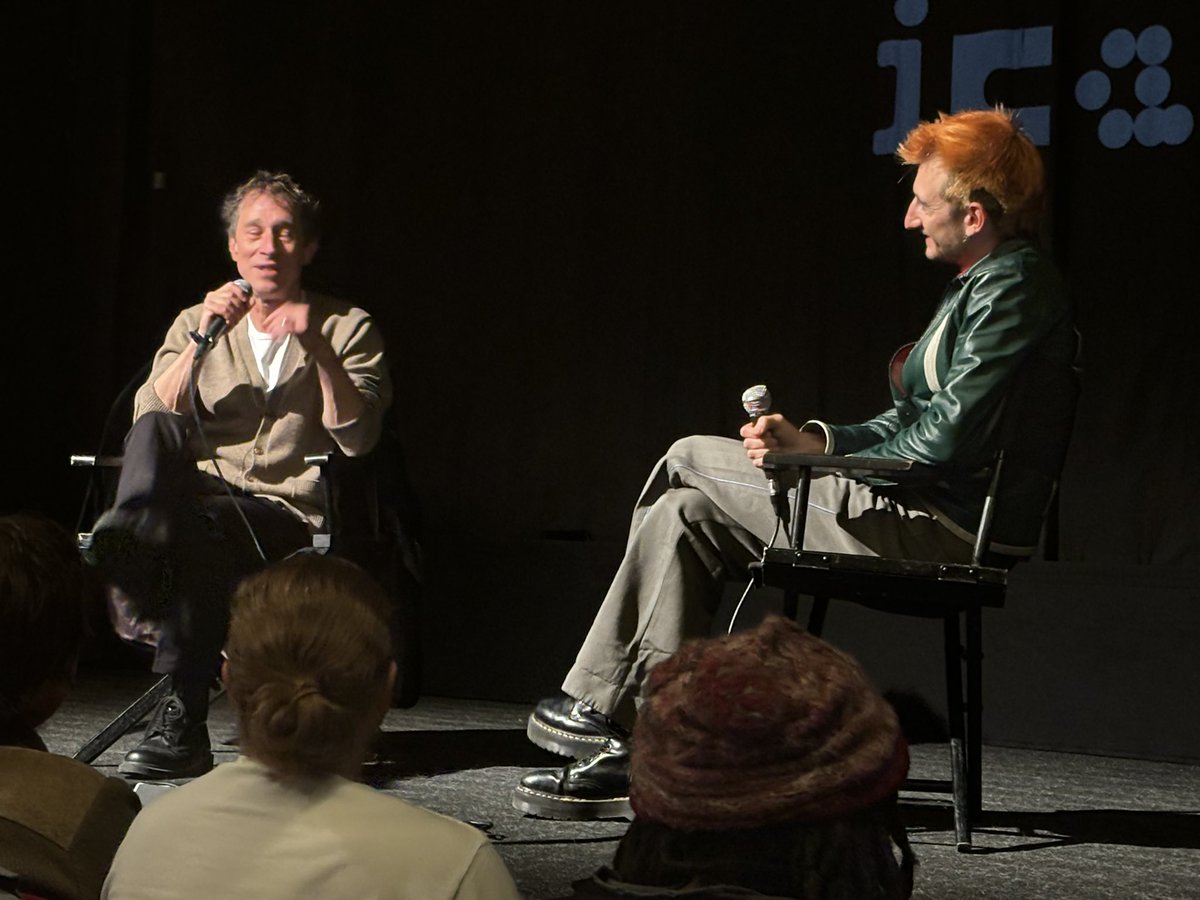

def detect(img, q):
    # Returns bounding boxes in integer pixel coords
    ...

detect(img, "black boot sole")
[527,714,615,759]
[118,752,214,781]
[511,783,633,821]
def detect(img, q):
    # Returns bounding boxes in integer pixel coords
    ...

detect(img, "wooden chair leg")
[943,613,971,849]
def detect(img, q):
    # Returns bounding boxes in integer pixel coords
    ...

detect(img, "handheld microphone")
[193,279,251,360]
[741,384,772,420]
[741,384,790,525]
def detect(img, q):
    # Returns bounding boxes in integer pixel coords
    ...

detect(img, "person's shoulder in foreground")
[0,747,140,900]
[0,513,140,900]
[101,554,519,900]
[102,756,518,900]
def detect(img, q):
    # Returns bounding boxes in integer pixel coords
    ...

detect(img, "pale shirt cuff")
[800,419,835,454]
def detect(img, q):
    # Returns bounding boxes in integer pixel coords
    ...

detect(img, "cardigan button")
[253,447,264,456]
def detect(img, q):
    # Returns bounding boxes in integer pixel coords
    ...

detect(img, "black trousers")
[112,412,310,686]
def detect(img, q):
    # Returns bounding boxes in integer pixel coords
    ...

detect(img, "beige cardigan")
[133,292,392,529]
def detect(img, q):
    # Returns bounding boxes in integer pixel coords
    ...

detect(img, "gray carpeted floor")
[40,668,1200,900]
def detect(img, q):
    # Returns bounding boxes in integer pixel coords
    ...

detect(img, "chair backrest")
[73,362,152,537]
[970,450,1006,566]
[988,349,1082,556]
[320,408,422,587]
[315,410,423,709]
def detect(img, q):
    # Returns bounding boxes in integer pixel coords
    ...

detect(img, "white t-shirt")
[101,757,520,900]
[246,318,290,390]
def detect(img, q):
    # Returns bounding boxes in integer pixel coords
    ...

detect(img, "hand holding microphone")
[740,384,786,466]
[739,386,824,463]
[740,383,792,524]
[192,278,253,360]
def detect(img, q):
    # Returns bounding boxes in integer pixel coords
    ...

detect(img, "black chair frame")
[749,451,1009,851]
[70,420,422,766]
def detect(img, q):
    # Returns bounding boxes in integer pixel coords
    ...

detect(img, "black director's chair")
[70,418,423,766]
[748,452,1007,850]
[749,350,1078,849]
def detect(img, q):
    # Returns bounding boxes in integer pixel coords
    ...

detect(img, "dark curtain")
[8,1,1197,568]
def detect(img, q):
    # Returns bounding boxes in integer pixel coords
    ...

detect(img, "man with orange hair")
[513,107,1079,820]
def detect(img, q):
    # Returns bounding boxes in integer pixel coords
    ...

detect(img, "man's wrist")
[800,420,834,454]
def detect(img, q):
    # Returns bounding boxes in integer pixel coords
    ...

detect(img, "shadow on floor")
[366,728,558,781]
[901,801,1200,852]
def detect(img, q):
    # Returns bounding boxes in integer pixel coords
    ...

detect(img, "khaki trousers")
[561,435,973,725]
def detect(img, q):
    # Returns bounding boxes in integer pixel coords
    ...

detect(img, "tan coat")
[0,747,140,900]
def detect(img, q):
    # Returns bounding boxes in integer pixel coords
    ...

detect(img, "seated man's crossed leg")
[90,412,309,779]
[513,434,970,819]
[514,107,1070,820]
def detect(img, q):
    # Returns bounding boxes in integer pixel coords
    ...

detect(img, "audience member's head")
[0,514,88,747]
[222,553,396,780]
[614,615,914,899]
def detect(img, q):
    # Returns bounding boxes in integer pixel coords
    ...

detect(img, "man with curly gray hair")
[88,171,392,781]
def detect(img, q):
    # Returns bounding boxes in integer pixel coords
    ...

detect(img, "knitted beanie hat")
[629,615,908,830]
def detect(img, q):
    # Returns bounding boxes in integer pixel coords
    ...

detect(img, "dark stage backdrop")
[8,3,1198,737]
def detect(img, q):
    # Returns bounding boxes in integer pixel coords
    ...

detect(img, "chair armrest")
[70,454,124,468]
[761,452,915,478]
[760,453,920,549]
[762,451,1004,565]
[303,450,384,548]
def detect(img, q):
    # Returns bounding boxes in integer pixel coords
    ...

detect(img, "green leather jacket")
[820,240,1079,554]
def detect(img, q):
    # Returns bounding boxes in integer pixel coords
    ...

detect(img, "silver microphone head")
[741,384,772,419]
[233,278,252,296]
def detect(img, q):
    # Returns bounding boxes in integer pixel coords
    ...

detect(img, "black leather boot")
[83,508,173,618]
[512,739,633,820]
[527,695,629,758]
[118,685,213,780]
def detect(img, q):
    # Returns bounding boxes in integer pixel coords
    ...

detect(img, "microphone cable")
[187,348,269,563]
[726,513,782,635]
